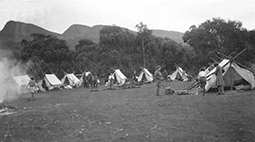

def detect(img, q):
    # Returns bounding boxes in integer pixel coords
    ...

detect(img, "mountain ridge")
[0,20,184,51]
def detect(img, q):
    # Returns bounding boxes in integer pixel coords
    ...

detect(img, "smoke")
[0,49,30,103]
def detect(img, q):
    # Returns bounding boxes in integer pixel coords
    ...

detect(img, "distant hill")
[0,21,61,51]
[152,30,184,44]
[0,20,184,51]
[62,24,104,49]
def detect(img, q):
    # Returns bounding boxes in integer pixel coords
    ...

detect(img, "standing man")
[214,63,224,95]
[163,69,168,81]
[197,67,206,96]
[154,65,163,96]
[109,73,115,89]
[26,77,38,101]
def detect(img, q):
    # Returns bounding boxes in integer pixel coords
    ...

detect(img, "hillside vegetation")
[0,18,254,80]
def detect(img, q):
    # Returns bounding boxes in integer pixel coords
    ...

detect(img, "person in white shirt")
[198,67,206,96]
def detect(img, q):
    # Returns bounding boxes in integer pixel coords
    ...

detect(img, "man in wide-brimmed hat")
[154,65,163,96]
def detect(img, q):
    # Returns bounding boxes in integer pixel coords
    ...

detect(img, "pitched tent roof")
[11,75,31,94]
[38,74,62,90]
[12,75,31,87]
[114,69,127,85]
[168,67,189,81]
[76,73,84,83]
[61,73,81,87]
[205,59,255,91]
[137,68,153,82]
[105,69,127,86]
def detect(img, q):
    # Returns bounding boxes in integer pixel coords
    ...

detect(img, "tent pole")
[215,55,224,60]
[217,52,228,59]
[231,48,247,60]
[227,51,236,58]
[230,60,233,90]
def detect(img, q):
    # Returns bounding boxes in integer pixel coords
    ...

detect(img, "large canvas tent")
[205,59,255,91]
[168,67,189,81]
[61,73,81,87]
[137,68,153,83]
[105,69,127,86]
[38,74,63,90]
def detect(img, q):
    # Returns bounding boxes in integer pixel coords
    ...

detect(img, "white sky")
[0,0,254,34]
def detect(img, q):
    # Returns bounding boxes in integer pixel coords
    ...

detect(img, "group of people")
[154,62,225,96]
[83,73,99,88]
[197,62,224,96]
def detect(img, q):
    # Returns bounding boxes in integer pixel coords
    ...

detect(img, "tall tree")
[135,22,156,68]
[183,18,249,67]
[20,33,73,78]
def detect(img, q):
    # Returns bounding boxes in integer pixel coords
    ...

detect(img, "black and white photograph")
[0,0,255,141]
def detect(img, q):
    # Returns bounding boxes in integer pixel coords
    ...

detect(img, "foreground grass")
[0,81,255,142]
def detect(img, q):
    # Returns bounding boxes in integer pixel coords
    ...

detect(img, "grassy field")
[0,81,255,142]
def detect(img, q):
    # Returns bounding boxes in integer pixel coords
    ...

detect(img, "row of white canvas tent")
[105,68,155,86]
[105,67,192,86]
[10,70,101,93]
[10,73,83,93]
[10,66,193,93]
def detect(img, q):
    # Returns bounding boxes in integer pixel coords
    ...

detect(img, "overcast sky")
[0,0,254,33]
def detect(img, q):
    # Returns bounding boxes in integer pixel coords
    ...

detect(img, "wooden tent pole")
[210,57,218,63]
[61,69,67,75]
[215,55,224,60]
[228,51,236,58]
[231,48,247,60]
[217,52,228,58]
[230,60,233,90]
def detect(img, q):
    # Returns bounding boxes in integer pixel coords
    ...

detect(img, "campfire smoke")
[0,49,29,103]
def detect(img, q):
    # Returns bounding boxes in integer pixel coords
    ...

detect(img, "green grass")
[0,81,255,142]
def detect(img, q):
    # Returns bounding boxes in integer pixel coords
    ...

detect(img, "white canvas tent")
[105,69,127,86]
[137,68,153,82]
[12,75,31,93]
[38,74,63,90]
[205,59,255,91]
[61,73,81,87]
[168,67,189,81]
[12,75,31,87]
[75,73,84,84]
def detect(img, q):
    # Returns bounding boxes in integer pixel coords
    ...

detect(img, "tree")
[183,18,250,68]
[135,22,155,68]
[75,39,95,51]
[20,33,73,78]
